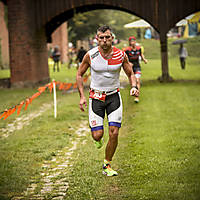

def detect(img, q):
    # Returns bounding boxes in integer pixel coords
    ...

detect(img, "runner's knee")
[109,126,119,139]
[92,129,104,141]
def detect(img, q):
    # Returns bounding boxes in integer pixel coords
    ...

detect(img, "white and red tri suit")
[88,46,124,131]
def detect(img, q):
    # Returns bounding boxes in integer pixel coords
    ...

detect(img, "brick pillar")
[51,22,68,63]
[8,0,49,87]
[0,2,9,68]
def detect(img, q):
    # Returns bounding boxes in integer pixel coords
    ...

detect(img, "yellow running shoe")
[102,163,118,176]
[134,97,139,103]
[94,138,104,149]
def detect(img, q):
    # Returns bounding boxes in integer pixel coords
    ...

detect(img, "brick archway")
[5,0,200,87]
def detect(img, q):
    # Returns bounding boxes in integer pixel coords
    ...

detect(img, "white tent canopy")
[176,19,187,26]
[124,19,151,28]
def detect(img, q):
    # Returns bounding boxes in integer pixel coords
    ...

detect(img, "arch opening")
[45,4,158,43]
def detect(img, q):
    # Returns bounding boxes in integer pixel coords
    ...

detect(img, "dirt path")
[11,121,90,200]
[0,103,53,138]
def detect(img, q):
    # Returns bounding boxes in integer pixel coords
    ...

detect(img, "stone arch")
[6,0,200,87]
[168,9,200,31]
[45,4,158,43]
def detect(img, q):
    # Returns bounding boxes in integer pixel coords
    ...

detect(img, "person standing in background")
[179,43,188,70]
[52,46,61,72]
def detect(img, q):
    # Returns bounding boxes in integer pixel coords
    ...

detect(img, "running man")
[76,25,139,176]
[125,36,147,103]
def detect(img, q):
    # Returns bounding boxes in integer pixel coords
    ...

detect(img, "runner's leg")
[135,71,141,103]
[105,126,119,161]
[89,98,105,146]
[136,77,141,90]
[106,92,122,161]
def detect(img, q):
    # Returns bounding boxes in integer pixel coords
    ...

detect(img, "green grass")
[0,38,200,200]
[49,60,78,83]
[113,82,200,200]
[0,60,77,81]
[0,92,88,198]
[61,81,200,200]
[141,57,200,81]
[0,69,10,79]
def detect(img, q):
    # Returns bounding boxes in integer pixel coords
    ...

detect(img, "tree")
[68,9,139,45]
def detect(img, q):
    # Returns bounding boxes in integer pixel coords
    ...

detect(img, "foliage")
[68,9,138,45]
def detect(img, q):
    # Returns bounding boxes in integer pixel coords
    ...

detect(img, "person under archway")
[51,46,61,72]
[76,46,87,69]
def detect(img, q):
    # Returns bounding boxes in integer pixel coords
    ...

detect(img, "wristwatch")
[132,86,138,90]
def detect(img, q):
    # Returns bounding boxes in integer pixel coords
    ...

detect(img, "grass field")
[0,37,200,200]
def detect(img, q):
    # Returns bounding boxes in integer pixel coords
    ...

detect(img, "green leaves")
[68,9,139,44]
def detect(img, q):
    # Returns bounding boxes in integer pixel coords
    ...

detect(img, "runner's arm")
[76,53,90,111]
[122,54,139,96]
[141,52,148,64]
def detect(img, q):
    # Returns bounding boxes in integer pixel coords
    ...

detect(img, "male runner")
[125,36,147,103]
[76,25,139,176]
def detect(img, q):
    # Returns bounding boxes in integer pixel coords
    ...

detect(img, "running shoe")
[134,97,139,103]
[102,163,118,176]
[95,138,104,149]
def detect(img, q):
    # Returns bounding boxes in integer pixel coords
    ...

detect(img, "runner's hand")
[144,58,148,64]
[79,96,87,111]
[130,87,139,97]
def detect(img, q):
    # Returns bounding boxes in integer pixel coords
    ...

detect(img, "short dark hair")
[97,25,112,34]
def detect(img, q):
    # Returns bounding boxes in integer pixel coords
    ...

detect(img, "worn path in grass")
[11,121,90,200]
[0,90,90,199]
[0,103,53,138]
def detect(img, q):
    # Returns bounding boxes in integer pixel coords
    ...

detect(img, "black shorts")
[132,64,141,78]
[132,63,141,73]
[89,92,123,131]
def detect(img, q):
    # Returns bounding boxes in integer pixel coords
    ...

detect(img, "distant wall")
[48,22,69,63]
[0,1,9,68]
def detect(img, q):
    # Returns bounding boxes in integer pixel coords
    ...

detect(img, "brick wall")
[0,2,9,68]
[8,0,49,87]
[50,22,69,63]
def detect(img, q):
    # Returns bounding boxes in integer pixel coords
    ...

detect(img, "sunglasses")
[99,35,111,40]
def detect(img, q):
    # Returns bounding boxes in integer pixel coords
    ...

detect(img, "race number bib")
[89,90,106,102]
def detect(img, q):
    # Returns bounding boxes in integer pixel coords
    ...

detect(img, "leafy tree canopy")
[68,9,139,45]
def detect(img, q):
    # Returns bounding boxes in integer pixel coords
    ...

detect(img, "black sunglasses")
[99,35,111,40]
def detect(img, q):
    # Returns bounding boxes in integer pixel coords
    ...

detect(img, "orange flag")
[59,83,64,90]
[73,82,77,89]
[24,99,30,110]
[55,81,60,86]
[17,101,24,115]
[3,108,12,120]
[0,112,6,120]
[64,83,72,91]
[10,107,16,115]
[38,86,46,93]
[47,83,53,93]
[31,92,41,101]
